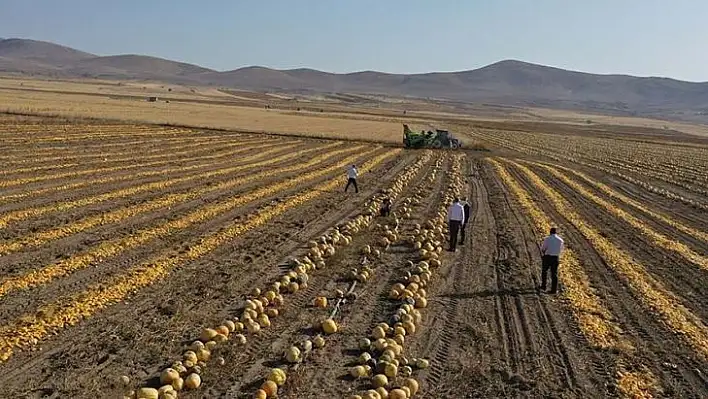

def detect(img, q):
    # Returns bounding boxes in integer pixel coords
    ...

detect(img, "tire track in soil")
[488,161,609,397]
[0,149,402,399]
[280,154,449,399]
[505,162,708,398]
[413,158,466,393]
[415,159,511,398]
[418,158,603,398]
[0,147,378,323]
[528,164,708,322]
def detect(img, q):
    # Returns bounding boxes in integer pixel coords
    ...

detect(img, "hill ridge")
[2,37,708,123]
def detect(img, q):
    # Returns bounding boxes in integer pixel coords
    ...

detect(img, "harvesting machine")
[402,124,462,149]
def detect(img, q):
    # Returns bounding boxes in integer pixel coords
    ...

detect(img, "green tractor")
[403,124,462,149]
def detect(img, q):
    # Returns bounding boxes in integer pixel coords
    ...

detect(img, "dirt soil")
[0,118,706,399]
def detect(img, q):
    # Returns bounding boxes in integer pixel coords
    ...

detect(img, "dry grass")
[2,75,707,144]
[527,107,708,138]
[0,88,405,143]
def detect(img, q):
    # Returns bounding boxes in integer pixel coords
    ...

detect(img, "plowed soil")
[0,118,706,399]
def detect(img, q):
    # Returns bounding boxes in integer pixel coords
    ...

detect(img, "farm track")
[0,145,409,398]
[525,164,708,321]
[502,160,708,398]
[0,145,379,323]
[410,158,605,398]
[275,153,448,399]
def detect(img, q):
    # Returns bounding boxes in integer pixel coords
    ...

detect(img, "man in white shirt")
[540,227,564,294]
[447,197,465,252]
[345,164,358,193]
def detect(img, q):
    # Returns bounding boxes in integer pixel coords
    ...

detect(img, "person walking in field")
[458,196,471,245]
[540,227,564,294]
[380,197,392,217]
[447,197,465,252]
[345,164,359,193]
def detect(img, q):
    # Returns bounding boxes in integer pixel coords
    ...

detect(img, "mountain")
[0,38,95,67]
[66,54,214,81]
[2,38,708,122]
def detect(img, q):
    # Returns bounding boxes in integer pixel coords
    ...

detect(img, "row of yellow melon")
[347,154,465,399]
[127,226,355,398]
[126,153,434,399]
[344,157,447,399]
[249,153,435,398]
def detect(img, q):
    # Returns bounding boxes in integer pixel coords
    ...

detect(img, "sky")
[1,0,707,82]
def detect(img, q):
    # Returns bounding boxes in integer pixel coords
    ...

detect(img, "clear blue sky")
[2,0,707,81]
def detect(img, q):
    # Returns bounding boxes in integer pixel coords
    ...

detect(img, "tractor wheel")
[451,141,460,149]
[432,141,442,149]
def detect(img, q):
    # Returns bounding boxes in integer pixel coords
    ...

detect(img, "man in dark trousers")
[345,164,358,193]
[540,227,564,294]
[380,197,392,217]
[458,196,471,245]
[446,197,465,252]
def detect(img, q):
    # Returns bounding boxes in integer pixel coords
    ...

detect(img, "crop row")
[487,158,658,398]
[523,161,708,271]
[0,136,265,175]
[126,151,435,399]
[0,141,308,225]
[337,154,465,399]
[0,132,259,163]
[506,160,708,360]
[0,144,371,298]
[469,130,707,210]
[0,137,295,189]
[0,146,328,256]
[246,153,444,399]
[0,123,183,137]
[531,161,708,244]
[0,148,401,365]
[240,153,440,399]
[487,129,707,176]
[0,126,201,144]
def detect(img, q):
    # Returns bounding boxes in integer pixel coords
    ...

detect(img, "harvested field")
[0,88,409,143]
[0,117,706,399]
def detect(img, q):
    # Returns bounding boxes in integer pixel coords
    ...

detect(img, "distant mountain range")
[2,38,708,123]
